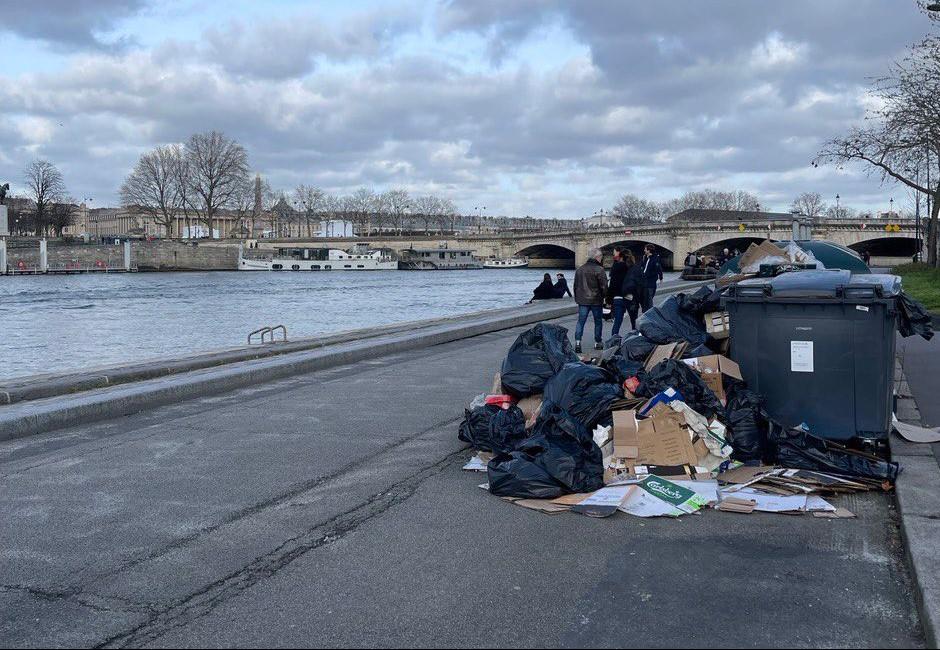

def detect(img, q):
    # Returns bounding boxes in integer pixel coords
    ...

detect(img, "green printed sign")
[638,475,707,513]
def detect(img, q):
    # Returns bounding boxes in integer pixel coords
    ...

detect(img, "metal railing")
[247,325,288,345]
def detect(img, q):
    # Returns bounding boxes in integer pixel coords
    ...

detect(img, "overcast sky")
[0,0,932,217]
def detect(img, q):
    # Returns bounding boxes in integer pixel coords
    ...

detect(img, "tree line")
[5,160,77,236]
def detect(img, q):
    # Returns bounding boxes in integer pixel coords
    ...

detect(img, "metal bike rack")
[247,324,288,345]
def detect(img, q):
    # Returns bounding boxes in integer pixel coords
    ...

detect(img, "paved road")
[0,310,924,648]
[898,333,940,465]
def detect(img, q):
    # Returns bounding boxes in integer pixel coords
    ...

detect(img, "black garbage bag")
[500,323,579,397]
[675,285,723,316]
[458,404,527,454]
[603,334,623,350]
[542,363,623,429]
[770,425,900,482]
[724,384,767,462]
[601,352,645,386]
[680,343,714,359]
[637,358,723,418]
[637,295,708,346]
[620,331,658,362]
[897,291,934,340]
[487,451,565,499]
[523,404,605,493]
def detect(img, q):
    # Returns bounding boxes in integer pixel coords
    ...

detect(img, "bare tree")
[183,131,249,238]
[120,144,184,238]
[384,189,412,235]
[24,159,66,236]
[413,195,439,234]
[612,193,663,223]
[826,204,857,220]
[791,192,827,217]
[817,32,940,265]
[293,184,324,238]
[49,199,77,237]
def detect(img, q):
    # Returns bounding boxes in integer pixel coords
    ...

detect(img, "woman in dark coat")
[620,251,644,330]
[531,273,557,301]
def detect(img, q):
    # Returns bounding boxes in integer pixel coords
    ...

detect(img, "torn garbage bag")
[500,323,579,397]
[487,451,565,499]
[897,291,934,341]
[724,384,767,462]
[458,404,528,454]
[601,350,646,385]
[637,358,723,418]
[637,295,708,345]
[506,403,605,495]
[770,424,900,482]
[542,363,623,429]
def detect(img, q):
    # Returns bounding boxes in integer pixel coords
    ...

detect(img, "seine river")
[0,269,678,380]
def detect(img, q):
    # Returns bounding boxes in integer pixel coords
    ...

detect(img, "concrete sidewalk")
[0,311,924,648]
[895,334,940,648]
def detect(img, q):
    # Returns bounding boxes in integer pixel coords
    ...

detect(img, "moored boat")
[239,244,398,271]
[483,257,528,269]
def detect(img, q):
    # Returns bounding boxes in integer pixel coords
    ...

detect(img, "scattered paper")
[462,452,493,472]
[721,487,807,512]
[813,507,857,519]
[571,486,631,518]
[893,417,940,444]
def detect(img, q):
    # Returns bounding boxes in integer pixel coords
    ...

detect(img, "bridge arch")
[514,243,576,269]
[600,239,675,270]
[847,236,921,265]
[690,236,769,258]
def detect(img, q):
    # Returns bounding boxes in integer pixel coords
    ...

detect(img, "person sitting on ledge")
[529,273,558,302]
[553,272,573,298]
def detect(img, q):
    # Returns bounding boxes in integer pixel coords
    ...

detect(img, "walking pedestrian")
[620,250,643,331]
[573,248,607,353]
[607,247,628,336]
[639,244,663,313]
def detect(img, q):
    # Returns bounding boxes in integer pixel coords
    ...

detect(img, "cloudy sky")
[0,0,932,217]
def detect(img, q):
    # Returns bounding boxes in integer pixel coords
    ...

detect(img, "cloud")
[0,0,931,217]
[0,0,145,50]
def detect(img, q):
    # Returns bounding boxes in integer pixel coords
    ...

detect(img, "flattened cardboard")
[612,410,640,461]
[517,395,542,428]
[635,409,699,468]
[645,343,678,371]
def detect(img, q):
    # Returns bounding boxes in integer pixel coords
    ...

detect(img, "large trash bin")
[723,269,899,442]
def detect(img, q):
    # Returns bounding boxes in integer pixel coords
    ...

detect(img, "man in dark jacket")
[573,248,607,353]
[607,247,628,336]
[639,244,663,313]
[620,250,643,331]
[553,272,572,298]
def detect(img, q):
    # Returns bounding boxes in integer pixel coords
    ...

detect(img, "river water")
[0,269,678,380]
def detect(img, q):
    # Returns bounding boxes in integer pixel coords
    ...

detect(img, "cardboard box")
[612,407,699,469]
[682,354,742,403]
[704,311,730,339]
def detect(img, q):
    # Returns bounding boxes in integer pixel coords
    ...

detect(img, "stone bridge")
[255,218,923,269]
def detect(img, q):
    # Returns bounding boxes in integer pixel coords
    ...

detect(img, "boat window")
[325,265,332,270]
[272,264,283,270]
[344,264,352,268]
[291,264,300,271]
[357,265,365,268]
[311,264,320,270]
[439,252,445,259]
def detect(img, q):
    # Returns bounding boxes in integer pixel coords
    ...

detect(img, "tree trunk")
[929,189,939,267]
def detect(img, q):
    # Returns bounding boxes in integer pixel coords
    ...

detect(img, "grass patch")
[893,263,940,313]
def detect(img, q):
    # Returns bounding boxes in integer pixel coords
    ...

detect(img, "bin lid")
[730,269,900,300]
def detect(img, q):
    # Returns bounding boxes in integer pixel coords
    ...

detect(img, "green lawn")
[893,263,940,313]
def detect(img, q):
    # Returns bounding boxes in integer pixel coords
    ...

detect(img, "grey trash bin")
[723,269,899,442]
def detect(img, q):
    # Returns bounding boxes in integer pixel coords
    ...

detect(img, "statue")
[0,183,8,205]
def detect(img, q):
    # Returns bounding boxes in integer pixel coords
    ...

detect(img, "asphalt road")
[0,308,925,648]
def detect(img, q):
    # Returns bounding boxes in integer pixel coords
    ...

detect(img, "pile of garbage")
[457,275,932,521]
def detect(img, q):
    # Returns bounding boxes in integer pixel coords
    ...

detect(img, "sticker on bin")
[856,305,870,312]
[790,340,814,373]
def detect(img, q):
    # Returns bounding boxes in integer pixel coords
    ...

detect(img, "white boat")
[483,257,529,269]
[239,244,398,271]
[398,245,483,270]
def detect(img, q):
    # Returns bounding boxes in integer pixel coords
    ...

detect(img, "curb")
[892,359,940,649]
[0,281,710,442]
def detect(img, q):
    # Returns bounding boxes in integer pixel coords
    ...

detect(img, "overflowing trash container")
[455,239,934,522]
[723,270,900,443]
